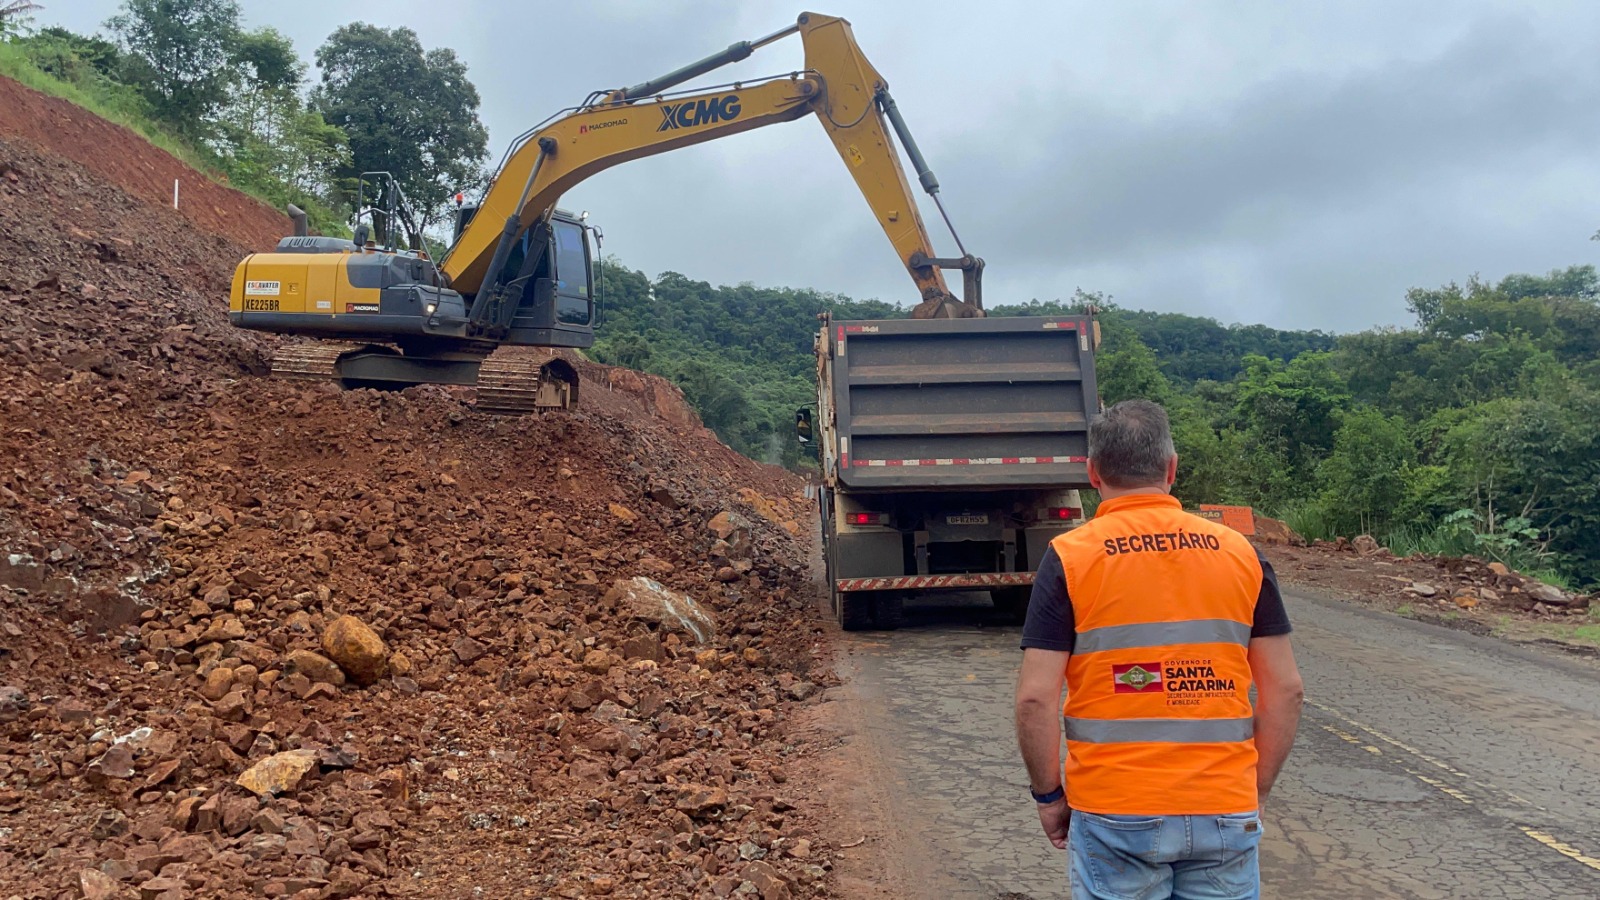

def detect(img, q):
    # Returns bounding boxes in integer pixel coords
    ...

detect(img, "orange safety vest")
[1048,493,1262,815]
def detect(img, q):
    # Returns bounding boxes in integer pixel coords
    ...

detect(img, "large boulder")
[320,615,389,685]
[604,577,716,644]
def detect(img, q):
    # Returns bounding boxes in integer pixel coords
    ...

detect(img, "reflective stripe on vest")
[1074,618,1251,654]
[1064,715,1255,744]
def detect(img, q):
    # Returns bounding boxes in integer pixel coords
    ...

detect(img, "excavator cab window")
[552,220,592,326]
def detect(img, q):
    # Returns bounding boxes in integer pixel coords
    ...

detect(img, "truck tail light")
[1045,507,1083,521]
[847,512,889,526]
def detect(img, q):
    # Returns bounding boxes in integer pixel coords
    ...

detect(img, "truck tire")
[838,591,872,631]
[991,587,1030,624]
[872,592,905,630]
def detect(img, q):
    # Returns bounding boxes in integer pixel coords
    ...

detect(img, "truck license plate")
[946,514,988,526]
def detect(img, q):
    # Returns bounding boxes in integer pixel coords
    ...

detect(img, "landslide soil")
[0,86,841,900]
[0,77,289,251]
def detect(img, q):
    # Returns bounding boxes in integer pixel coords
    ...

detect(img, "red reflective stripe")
[835,573,1036,592]
[850,456,1088,468]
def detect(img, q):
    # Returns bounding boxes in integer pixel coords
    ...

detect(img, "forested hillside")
[593,261,1600,590]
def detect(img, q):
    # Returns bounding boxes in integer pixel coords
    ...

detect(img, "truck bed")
[821,315,1098,490]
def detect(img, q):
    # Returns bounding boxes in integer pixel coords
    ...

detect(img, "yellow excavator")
[228,11,985,413]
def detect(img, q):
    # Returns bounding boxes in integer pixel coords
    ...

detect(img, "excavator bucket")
[909,294,984,319]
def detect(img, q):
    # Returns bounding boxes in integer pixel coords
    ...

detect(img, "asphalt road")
[821,589,1600,899]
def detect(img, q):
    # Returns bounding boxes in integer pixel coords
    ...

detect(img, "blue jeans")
[1069,809,1262,900]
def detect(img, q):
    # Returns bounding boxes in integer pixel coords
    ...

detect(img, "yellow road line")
[1307,697,1600,877]
[1518,828,1600,873]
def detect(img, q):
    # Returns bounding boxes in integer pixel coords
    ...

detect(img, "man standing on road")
[1014,400,1304,900]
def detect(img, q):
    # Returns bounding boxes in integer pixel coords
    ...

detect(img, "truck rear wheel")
[872,592,905,630]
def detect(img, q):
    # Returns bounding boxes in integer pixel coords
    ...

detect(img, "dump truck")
[803,313,1100,629]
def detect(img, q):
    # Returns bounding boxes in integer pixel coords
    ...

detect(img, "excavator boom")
[442,11,982,318]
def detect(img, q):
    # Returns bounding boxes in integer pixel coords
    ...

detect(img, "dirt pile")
[1266,540,1594,618]
[0,124,834,900]
[0,76,289,250]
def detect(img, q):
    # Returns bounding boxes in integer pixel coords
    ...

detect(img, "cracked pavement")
[822,590,1600,899]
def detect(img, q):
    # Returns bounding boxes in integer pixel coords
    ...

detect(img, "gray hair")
[1088,400,1176,488]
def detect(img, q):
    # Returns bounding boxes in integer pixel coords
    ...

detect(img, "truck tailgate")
[825,316,1097,489]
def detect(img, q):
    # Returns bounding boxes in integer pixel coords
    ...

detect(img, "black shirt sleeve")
[1020,545,1075,651]
[1251,551,1292,638]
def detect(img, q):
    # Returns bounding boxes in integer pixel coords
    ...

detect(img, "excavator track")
[475,356,572,416]
[269,343,357,381]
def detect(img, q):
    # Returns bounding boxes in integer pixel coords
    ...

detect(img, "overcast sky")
[37,1,1600,332]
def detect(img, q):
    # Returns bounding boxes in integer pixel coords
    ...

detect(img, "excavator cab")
[494,211,595,349]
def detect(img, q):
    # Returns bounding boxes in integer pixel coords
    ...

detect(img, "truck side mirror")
[795,408,813,444]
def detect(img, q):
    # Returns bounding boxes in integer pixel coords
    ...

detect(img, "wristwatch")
[1031,785,1065,804]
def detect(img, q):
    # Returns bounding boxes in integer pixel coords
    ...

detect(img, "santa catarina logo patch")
[1112,663,1165,693]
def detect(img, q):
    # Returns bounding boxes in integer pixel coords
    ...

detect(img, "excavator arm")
[441,11,982,319]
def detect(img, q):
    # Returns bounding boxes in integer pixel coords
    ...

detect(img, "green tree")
[0,1,41,39]
[1315,407,1415,535]
[209,26,349,223]
[1232,352,1350,498]
[312,24,488,248]
[106,0,240,135]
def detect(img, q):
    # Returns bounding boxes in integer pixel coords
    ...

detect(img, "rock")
[56,697,94,723]
[708,511,752,542]
[675,784,729,819]
[140,758,181,790]
[136,876,183,900]
[0,684,29,723]
[1406,583,1438,598]
[87,743,136,782]
[621,633,663,662]
[787,838,812,859]
[198,614,246,644]
[1251,515,1302,546]
[251,807,286,834]
[647,485,683,509]
[1528,582,1586,609]
[1351,535,1383,557]
[78,868,125,900]
[90,809,129,839]
[236,749,318,797]
[715,566,740,583]
[740,860,792,900]
[171,795,204,831]
[199,666,235,701]
[283,649,345,687]
[0,553,44,592]
[605,577,716,643]
[582,649,615,675]
[221,794,257,835]
[320,615,389,685]
[784,681,816,701]
[452,636,488,665]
